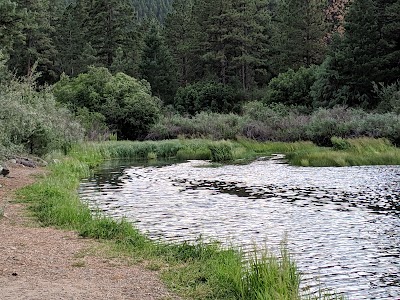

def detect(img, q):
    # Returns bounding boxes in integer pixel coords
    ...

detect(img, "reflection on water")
[79,157,400,300]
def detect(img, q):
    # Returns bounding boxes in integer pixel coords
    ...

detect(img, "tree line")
[0,0,399,145]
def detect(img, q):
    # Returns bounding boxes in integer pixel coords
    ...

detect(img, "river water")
[79,157,400,299]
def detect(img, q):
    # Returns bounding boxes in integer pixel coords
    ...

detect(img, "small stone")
[12,272,18,276]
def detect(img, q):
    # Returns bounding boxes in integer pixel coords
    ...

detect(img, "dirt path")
[0,164,180,300]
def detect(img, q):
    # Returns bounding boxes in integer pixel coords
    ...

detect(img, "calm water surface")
[79,157,400,299]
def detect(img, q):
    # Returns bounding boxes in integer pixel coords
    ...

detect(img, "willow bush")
[0,68,83,161]
[148,103,400,146]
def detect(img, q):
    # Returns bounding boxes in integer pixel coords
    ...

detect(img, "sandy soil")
[0,164,180,300]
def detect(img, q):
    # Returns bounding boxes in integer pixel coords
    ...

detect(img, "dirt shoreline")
[0,164,179,300]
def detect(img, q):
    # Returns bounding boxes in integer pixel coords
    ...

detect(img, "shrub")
[174,81,242,115]
[208,141,234,162]
[53,67,161,140]
[264,66,317,106]
[0,75,83,158]
[306,106,359,146]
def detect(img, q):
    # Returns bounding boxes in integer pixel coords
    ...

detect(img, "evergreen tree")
[131,0,173,22]
[313,0,400,107]
[86,0,138,69]
[8,0,58,83]
[54,0,94,76]
[138,21,178,105]
[164,0,196,85]
[271,0,328,73]
[0,0,25,54]
[191,0,271,90]
[193,0,231,84]
[225,0,271,91]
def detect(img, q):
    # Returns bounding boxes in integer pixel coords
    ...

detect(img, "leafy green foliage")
[264,66,317,106]
[174,81,242,115]
[0,70,83,159]
[53,67,160,140]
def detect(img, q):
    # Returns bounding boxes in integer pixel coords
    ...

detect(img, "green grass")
[67,137,400,167]
[15,140,349,299]
[287,137,400,167]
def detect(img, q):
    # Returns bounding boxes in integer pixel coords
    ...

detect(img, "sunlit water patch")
[79,157,400,299]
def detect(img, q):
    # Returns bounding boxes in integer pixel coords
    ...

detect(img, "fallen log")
[15,158,37,168]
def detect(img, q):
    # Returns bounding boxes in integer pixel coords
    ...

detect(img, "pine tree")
[271,0,328,73]
[188,0,272,91]
[164,0,196,85]
[8,0,58,83]
[138,21,178,104]
[192,0,232,84]
[0,0,25,54]
[54,0,93,76]
[225,0,271,91]
[313,0,400,108]
[327,0,399,107]
[86,0,137,69]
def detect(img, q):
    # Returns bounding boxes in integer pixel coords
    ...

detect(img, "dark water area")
[79,157,400,299]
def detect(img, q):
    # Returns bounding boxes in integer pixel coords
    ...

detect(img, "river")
[79,156,400,299]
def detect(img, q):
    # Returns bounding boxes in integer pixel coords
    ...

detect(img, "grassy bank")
[17,140,349,299]
[67,137,400,167]
[286,137,400,167]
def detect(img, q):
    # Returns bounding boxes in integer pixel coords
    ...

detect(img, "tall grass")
[17,141,346,299]
[239,248,301,300]
[288,137,400,167]
[69,137,400,167]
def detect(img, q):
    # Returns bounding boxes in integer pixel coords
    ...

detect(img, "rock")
[15,158,36,168]
[1,167,10,177]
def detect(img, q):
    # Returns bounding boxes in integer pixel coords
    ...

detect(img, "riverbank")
[0,163,181,300]
[7,141,348,300]
[2,137,392,298]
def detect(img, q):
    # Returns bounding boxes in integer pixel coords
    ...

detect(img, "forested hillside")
[1,0,400,156]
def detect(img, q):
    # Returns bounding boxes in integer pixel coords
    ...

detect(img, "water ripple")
[79,157,400,300]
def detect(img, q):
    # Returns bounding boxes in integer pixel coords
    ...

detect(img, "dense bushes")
[148,103,400,146]
[264,66,317,106]
[0,74,83,160]
[174,81,242,115]
[146,112,245,140]
[53,67,161,140]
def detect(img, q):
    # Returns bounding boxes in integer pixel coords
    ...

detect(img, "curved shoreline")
[0,164,180,300]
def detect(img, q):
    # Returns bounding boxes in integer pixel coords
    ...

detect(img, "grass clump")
[209,141,234,162]
[239,248,300,300]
